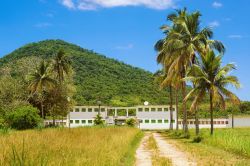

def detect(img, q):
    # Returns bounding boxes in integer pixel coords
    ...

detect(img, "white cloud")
[115,44,134,50]
[34,22,52,28]
[60,0,175,10]
[212,1,222,8]
[60,0,75,9]
[228,35,243,39]
[209,21,220,28]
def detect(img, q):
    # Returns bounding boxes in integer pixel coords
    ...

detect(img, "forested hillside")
[0,40,169,106]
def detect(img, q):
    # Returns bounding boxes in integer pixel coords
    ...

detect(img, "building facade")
[68,105,177,129]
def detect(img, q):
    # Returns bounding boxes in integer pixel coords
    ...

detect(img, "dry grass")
[161,129,250,166]
[146,134,172,166]
[0,127,143,166]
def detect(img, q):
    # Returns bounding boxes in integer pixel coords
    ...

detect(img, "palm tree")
[53,50,71,84]
[29,60,56,118]
[157,8,225,135]
[184,51,240,135]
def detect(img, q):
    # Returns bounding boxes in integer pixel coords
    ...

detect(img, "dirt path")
[153,133,196,166]
[135,132,152,166]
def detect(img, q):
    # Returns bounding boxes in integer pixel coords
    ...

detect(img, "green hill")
[0,40,169,106]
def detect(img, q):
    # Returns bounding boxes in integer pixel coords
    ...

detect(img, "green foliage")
[126,118,136,127]
[5,105,42,130]
[94,114,104,125]
[0,40,169,106]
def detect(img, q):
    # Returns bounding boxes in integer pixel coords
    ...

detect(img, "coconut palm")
[157,8,225,135]
[29,60,56,118]
[53,50,71,84]
[184,51,240,135]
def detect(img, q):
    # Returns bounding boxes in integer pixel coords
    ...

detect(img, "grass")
[146,133,172,166]
[160,128,250,166]
[0,126,143,166]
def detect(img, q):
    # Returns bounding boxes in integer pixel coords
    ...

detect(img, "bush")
[5,105,41,130]
[126,118,136,127]
[94,114,104,125]
[192,136,203,143]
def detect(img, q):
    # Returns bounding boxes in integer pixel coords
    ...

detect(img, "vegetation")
[126,118,137,127]
[4,105,41,130]
[161,128,250,165]
[0,40,170,106]
[184,51,240,135]
[0,127,143,166]
[93,114,104,125]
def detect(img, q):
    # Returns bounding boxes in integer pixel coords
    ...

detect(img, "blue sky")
[0,0,249,100]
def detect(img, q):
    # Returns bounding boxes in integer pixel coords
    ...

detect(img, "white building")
[68,105,177,129]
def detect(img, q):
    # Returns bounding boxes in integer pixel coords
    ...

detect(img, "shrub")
[5,106,41,130]
[94,114,104,125]
[126,118,136,127]
[192,136,203,143]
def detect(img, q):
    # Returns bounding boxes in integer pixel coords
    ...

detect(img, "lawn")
[161,128,250,166]
[0,127,143,166]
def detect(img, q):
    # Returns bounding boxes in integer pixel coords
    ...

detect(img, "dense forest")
[0,39,170,106]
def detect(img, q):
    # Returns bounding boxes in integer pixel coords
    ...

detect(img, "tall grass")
[203,128,250,157]
[0,127,142,166]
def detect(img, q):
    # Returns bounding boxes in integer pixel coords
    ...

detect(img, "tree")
[156,8,225,135]
[53,50,71,84]
[184,51,240,135]
[28,61,56,118]
[94,114,104,125]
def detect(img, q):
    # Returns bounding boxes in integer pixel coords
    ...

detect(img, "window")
[145,119,150,123]
[70,120,73,124]
[138,108,143,112]
[75,120,80,124]
[171,120,175,123]
[101,108,105,112]
[88,120,93,124]
[94,108,99,112]
[158,108,162,112]
[81,108,86,112]
[151,119,156,123]
[145,108,149,112]
[151,108,156,112]
[164,119,168,123]
[164,108,168,112]
[221,121,225,124]
[88,108,92,112]
[158,120,162,123]
[75,108,80,112]
[81,120,86,124]
[226,121,229,124]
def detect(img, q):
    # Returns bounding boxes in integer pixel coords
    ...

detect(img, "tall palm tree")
[53,50,71,84]
[29,60,56,118]
[157,8,225,135]
[155,40,175,130]
[184,51,240,135]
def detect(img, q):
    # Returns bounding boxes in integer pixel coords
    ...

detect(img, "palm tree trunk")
[210,90,214,135]
[169,86,173,130]
[41,101,44,119]
[175,89,179,130]
[182,81,188,135]
[195,106,199,136]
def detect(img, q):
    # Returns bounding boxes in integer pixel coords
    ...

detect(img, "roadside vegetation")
[160,128,250,165]
[0,127,142,166]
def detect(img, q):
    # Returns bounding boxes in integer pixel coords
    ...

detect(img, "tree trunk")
[41,102,44,119]
[195,106,199,136]
[52,114,55,126]
[175,89,179,130]
[232,110,234,129]
[182,81,188,135]
[169,86,173,130]
[210,90,214,135]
